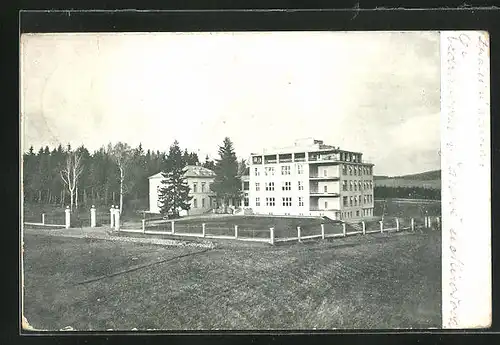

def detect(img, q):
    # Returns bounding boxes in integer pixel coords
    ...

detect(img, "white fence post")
[142,219,146,233]
[321,224,325,239]
[115,210,120,231]
[297,226,302,242]
[396,218,400,232]
[379,220,383,233]
[270,227,275,245]
[342,223,346,237]
[411,218,415,232]
[171,221,175,234]
[362,221,366,235]
[90,205,96,228]
[234,225,238,239]
[41,213,45,225]
[436,216,440,229]
[202,223,206,237]
[65,206,70,229]
[424,216,428,228]
[110,205,115,228]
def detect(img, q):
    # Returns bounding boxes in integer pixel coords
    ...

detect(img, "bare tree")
[108,142,132,215]
[60,150,84,211]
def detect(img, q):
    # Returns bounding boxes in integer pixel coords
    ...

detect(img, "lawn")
[121,215,346,239]
[22,230,441,330]
[374,199,441,218]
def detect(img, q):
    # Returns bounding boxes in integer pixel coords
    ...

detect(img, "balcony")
[309,190,340,197]
[264,159,277,164]
[308,155,340,164]
[294,157,306,162]
[309,174,340,181]
[310,207,340,211]
[278,158,293,163]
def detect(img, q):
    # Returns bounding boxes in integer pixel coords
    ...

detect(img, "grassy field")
[22,230,441,330]
[374,199,441,218]
[374,178,441,189]
[122,215,348,239]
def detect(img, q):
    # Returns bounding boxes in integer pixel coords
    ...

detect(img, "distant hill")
[374,170,441,189]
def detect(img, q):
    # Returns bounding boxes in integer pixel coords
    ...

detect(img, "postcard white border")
[440,30,491,329]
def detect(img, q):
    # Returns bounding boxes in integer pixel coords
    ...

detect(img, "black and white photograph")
[20,28,490,331]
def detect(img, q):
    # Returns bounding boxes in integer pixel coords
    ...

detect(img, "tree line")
[374,186,441,200]
[22,142,221,212]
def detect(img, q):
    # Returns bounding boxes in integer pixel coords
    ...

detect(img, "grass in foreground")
[22,231,441,330]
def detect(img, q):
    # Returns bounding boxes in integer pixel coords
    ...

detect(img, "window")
[343,196,348,206]
[265,166,275,176]
[354,166,357,176]
[349,181,353,191]
[342,165,347,174]
[298,197,304,206]
[350,196,353,207]
[298,181,304,191]
[281,165,291,175]
[354,181,357,191]
[265,182,275,191]
[282,181,291,191]
[201,182,206,192]
[256,197,261,206]
[349,166,352,175]
[324,201,328,209]
[202,198,205,208]
[364,195,367,204]
[266,197,275,206]
[244,197,249,207]
[193,183,197,193]
[255,182,260,191]
[254,167,260,176]
[297,164,304,175]
[354,197,357,206]
[193,198,198,208]
[342,180,347,191]
[356,210,360,217]
[324,185,328,193]
[323,169,328,177]
[282,197,292,207]
[358,181,362,191]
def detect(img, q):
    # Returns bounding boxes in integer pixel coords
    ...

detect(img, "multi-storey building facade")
[248,138,374,220]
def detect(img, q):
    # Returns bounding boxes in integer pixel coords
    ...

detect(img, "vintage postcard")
[20,30,490,331]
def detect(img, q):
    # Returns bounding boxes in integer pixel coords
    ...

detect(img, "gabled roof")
[148,165,216,179]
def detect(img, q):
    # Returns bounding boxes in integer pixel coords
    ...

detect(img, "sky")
[21,31,441,176]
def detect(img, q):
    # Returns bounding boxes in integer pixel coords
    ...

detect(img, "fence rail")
[23,207,441,245]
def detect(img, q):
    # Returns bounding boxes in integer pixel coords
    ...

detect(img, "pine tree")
[158,140,192,218]
[202,154,216,171]
[211,137,242,211]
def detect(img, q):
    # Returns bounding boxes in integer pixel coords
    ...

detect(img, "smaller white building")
[148,165,217,215]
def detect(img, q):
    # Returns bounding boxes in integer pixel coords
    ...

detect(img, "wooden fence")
[23,206,441,246]
[117,215,441,245]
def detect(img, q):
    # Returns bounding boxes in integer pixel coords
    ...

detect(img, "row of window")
[341,209,373,219]
[256,197,305,207]
[192,182,211,193]
[342,180,373,191]
[192,197,212,208]
[342,195,373,207]
[256,164,304,176]
[342,165,372,176]
[257,181,304,192]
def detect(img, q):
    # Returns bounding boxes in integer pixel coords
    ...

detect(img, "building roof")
[148,165,216,179]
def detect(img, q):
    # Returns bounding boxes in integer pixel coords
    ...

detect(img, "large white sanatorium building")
[248,138,374,220]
